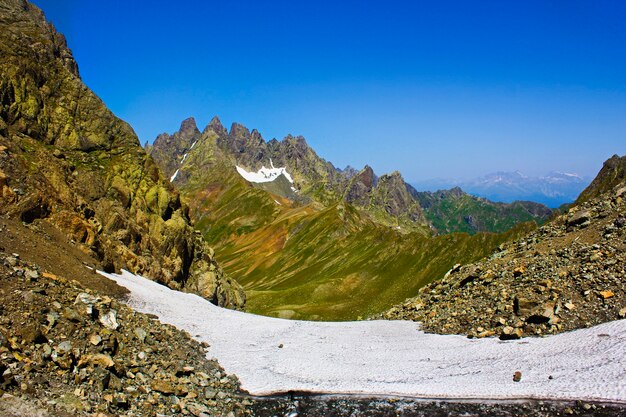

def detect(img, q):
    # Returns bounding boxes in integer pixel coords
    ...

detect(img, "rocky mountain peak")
[449,186,464,195]
[0,0,79,78]
[179,116,200,137]
[205,115,227,137]
[360,165,377,186]
[230,122,251,139]
[344,165,378,207]
[372,172,427,223]
[250,128,264,145]
[387,170,404,180]
[283,134,308,146]
[153,132,171,147]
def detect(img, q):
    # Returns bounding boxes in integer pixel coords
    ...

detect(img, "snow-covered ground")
[101,269,626,403]
[236,163,294,184]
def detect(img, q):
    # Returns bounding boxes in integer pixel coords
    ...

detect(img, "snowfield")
[236,163,294,184]
[102,270,626,403]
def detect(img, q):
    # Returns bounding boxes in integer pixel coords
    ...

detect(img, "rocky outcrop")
[343,165,377,206]
[380,162,626,338]
[150,117,202,180]
[576,154,626,204]
[0,0,244,309]
[369,171,427,224]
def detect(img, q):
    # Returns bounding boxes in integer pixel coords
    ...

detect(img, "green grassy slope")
[195,194,534,320]
[153,126,538,321]
[416,189,551,235]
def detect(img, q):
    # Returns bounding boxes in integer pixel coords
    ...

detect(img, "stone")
[77,354,115,368]
[74,293,99,316]
[18,325,47,344]
[108,373,123,391]
[99,310,119,330]
[599,290,614,299]
[57,341,72,354]
[187,402,210,417]
[134,327,147,343]
[500,326,522,340]
[567,210,591,227]
[514,297,537,316]
[150,380,175,394]
[525,303,555,324]
[89,333,102,346]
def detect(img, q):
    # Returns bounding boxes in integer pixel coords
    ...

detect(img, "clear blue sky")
[32,0,626,181]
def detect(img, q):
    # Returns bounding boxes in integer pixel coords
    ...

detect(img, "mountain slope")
[576,154,626,204]
[0,0,244,308]
[151,118,538,320]
[382,155,626,338]
[414,187,552,234]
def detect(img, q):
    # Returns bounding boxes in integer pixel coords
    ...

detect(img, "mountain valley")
[0,0,624,415]
[149,117,546,319]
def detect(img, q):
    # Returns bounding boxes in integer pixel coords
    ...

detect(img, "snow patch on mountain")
[236,163,294,184]
[101,269,626,402]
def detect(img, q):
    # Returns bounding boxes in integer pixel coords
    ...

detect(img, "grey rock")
[99,310,119,330]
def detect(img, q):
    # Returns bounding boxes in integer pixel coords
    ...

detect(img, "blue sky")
[32,1,626,181]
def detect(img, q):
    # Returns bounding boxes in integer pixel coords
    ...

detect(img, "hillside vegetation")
[151,118,539,320]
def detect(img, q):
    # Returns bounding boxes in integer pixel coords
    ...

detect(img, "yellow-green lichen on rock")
[0,0,245,309]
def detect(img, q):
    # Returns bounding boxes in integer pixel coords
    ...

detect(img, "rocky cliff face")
[381,155,626,337]
[150,117,202,182]
[0,0,244,309]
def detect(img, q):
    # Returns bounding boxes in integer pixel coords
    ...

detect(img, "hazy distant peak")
[412,169,591,207]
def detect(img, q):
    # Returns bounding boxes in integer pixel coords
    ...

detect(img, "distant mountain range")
[412,171,591,208]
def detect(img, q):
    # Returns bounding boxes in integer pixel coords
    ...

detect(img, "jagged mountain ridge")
[149,117,540,319]
[0,0,244,308]
[152,116,551,235]
[153,116,430,231]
